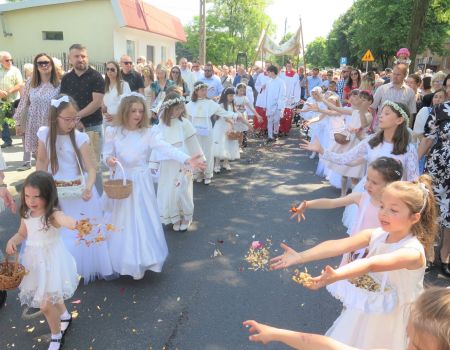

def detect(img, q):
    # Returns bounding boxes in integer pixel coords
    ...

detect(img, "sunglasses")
[171,71,180,74]
[351,72,359,76]
[4,59,13,63]
[37,61,51,67]
[106,67,117,72]
[122,61,133,65]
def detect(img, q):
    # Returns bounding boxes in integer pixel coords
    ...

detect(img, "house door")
[147,45,154,64]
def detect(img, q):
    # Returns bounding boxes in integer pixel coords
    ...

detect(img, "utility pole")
[300,16,306,72]
[282,17,287,66]
[199,0,206,65]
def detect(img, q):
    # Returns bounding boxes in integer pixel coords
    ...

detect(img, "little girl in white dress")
[103,93,206,279]
[272,176,435,350]
[6,171,79,350]
[36,95,114,284]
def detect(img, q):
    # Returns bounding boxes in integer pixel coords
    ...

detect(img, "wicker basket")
[0,254,27,290]
[103,161,133,199]
[226,130,242,140]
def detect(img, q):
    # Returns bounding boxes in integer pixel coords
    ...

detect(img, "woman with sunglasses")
[169,67,190,98]
[343,70,361,106]
[102,61,131,127]
[13,53,60,171]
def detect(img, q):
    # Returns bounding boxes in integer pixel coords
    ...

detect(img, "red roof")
[118,0,186,42]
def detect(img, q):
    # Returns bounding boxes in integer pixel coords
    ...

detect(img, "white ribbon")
[50,95,70,108]
[419,182,429,213]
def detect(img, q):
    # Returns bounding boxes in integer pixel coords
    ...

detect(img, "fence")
[13,52,106,76]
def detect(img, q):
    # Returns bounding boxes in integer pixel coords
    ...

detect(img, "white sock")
[48,333,62,350]
[60,310,71,320]
[51,332,62,340]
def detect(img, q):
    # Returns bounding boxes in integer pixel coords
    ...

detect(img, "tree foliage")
[304,37,328,68]
[324,0,450,69]
[177,0,273,66]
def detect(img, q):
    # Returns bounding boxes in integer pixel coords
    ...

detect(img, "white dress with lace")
[19,215,79,308]
[321,136,419,232]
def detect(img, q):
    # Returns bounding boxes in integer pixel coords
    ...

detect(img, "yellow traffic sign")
[362,50,375,62]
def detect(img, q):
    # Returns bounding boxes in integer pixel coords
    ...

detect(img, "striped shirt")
[0,66,23,102]
[372,82,417,116]
[336,78,346,102]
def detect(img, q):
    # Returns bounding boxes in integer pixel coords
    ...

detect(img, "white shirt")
[255,73,270,108]
[103,81,131,115]
[280,70,300,105]
[180,68,195,95]
[264,76,286,115]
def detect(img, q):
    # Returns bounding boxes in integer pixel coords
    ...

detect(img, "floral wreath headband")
[119,92,146,104]
[194,83,208,91]
[382,100,409,124]
[160,96,185,110]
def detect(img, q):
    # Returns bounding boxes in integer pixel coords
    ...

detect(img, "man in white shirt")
[191,60,204,83]
[279,61,300,135]
[198,63,223,100]
[179,57,195,95]
[264,65,286,142]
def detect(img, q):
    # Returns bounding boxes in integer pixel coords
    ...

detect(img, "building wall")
[414,42,450,73]
[113,27,177,65]
[0,0,115,64]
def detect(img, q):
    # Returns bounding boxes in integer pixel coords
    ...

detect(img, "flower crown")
[194,83,208,91]
[160,96,185,110]
[119,92,146,104]
[382,100,409,124]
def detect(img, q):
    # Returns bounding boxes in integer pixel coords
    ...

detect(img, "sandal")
[48,337,64,350]
[61,315,72,335]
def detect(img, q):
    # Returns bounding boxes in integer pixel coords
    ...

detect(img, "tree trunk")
[407,0,432,73]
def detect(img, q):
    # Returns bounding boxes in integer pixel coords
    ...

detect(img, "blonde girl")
[6,171,78,350]
[103,93,205,279]
[36,94,113,283]
[272,175,437,350]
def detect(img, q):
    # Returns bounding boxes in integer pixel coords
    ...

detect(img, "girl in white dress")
[149,92,204,232]
[186,82,240,184]
[103,93,205,279]
[234,83,262,148]
[213,87,251,172]
[6,171,79,350]
[243,287,450,350]
[272,175,437,350]
[36,95,114,284]
[301,101,419,233]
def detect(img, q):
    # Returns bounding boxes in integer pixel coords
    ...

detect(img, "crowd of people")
[0,43,449,350]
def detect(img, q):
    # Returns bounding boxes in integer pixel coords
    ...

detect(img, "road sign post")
[361,49,374,73]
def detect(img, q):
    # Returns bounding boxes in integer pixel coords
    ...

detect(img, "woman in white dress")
[186,82,240,184]
[102,61,131,127]
[149,92,204,232]
[36,95,114,284]
[103,93,205,279]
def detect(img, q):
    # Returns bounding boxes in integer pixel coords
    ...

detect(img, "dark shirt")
[122,70,144,92]
[233,73,255,90]
[421,93,433,108]
[60,67,104,127]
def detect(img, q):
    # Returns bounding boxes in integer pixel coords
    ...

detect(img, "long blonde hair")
[47,95,84,175]
[384,175,437,251]
[159,92,186,127]
[115,95,149,129]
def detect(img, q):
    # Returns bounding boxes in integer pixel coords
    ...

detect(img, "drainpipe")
[0,13,12,37]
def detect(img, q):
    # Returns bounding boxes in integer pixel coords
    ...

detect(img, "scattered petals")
[71,299,81,304]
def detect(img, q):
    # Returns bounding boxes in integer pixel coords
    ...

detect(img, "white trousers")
[267,110,281,138]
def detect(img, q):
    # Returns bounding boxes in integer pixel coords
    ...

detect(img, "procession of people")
[0,41,449,350]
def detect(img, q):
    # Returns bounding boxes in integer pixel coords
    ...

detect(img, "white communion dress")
[102,126,190,279]
[19,214,79,308]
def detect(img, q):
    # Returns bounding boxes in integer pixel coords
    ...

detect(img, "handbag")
[55,151,86,199]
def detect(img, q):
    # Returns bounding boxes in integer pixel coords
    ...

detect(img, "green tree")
[178,0,273,66]
[304,37,328,68]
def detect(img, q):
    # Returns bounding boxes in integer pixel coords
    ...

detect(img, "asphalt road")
[0,131,448,350]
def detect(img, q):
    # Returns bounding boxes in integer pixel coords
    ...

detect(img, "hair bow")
[50,95,70,108]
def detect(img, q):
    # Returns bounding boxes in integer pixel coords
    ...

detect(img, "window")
[161,46,167,64]
[126,40,136,61]
[42,31,63,40]
[146,45,154,63]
